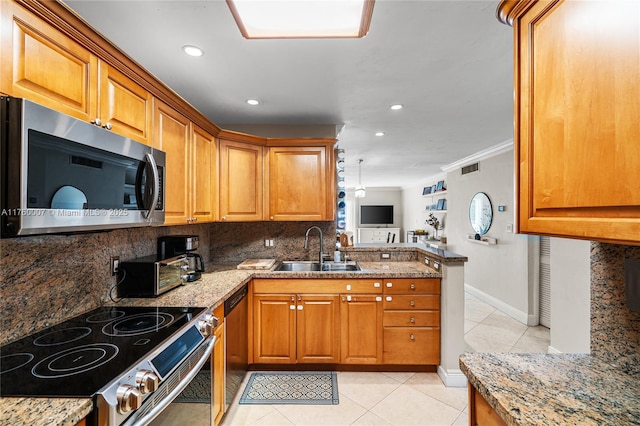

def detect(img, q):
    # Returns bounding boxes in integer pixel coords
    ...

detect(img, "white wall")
[402,173,447,241]
[350,187,403,240]
[444,150,539,324]
[549,237,591,353]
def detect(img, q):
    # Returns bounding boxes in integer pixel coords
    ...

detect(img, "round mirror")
[469,192,493,235]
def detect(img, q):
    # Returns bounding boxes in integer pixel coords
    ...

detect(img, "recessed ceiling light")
[375,132,385,137]
[226,0,375,39]
[390,104,403,110]
[246,99,260,106]
[182,45,204,57]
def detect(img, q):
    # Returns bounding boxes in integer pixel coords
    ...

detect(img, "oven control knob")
[198,314,216,337]
[136,370,159,394]
[116,384,142,413]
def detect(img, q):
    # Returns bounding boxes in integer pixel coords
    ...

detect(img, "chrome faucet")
[304,226,325,264]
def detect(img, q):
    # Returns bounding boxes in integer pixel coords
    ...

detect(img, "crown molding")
[440,139,513,173]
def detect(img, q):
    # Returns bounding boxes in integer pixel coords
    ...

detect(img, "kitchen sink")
[275,261,362,272]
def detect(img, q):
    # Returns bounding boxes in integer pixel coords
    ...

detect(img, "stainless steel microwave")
[0,97,165,236]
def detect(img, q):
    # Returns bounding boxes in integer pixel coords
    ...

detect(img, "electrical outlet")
[381,253,390,259]
[424,257,430,265]
[506,224,513,232]
[264,239,274,247]
[111,256,120,276]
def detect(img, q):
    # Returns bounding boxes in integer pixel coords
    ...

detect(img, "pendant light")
[355,159,366,198]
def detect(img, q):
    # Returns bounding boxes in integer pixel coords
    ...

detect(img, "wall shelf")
[422,190,447,198]
[465,234,497,245]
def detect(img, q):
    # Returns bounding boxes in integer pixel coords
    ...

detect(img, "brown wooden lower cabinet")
[250,278,440,368]
[468,384,507,426]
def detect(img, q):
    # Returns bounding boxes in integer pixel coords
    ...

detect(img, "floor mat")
[173,370,211,403]
[239,372,339,405]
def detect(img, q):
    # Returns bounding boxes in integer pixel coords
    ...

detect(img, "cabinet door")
[0,1,97,121]
[98,61,151,145]
[253,294,296,363]
[296,295,340,363]
[267,146,331,221]
[219,139,264,221]
[191,125,217,223]
[153,100,191,225]
[512,0,640,244]
[340,295,382,364]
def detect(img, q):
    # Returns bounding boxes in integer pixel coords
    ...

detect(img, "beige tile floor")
[220,293,551,426]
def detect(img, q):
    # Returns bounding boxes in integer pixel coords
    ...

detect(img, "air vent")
[71,155,102,169]
[461,162,479,175]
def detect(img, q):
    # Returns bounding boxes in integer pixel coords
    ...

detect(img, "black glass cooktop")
[0,306,206,398]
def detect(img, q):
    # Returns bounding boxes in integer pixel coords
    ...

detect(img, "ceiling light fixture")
[246,99,260,105]
[355,159,366,198]
[375,132,384,137]
[226,0,375,39]
[390,104,403,110]
[182,45,204,57]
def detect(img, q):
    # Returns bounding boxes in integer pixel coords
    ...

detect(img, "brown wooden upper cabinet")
[219,133,336,222]
[497,0,640,245]
[154,100,216,225]
[0,1,151,144]
[218,138,265,222]
[267,143,335,221]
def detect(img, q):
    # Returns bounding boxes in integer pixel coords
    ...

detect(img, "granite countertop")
[1,260,438,426]
[460,352,640,426]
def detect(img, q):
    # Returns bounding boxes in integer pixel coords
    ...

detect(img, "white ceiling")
[63,0,514,189]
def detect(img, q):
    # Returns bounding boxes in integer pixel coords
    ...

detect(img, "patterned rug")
[173,370,211,403]
[239,372,339,405]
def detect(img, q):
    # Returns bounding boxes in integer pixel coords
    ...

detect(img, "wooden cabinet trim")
[253,279,383,295]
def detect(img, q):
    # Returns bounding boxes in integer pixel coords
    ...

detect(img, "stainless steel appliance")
[0,306,217,426]
[158,235,204,282]
[117,255,189,298]
[0,96,165,237]
[224,283,248,410]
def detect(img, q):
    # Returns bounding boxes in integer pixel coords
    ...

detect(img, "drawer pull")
[347,295,352,302]
[290,305,295,310]
[386,296,392,302]
[410,283,416,290]
[386,282,393,287]
[410,317,415,323]
[297,305,303,310]
[376,296,382,302]
[374,282,381,288]
[346,284,352,291]
[410,334,415,340]
[410,300,415,307]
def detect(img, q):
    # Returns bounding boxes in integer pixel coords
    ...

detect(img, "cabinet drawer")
[383,311,440,327]
[383,327,440,364]
[383,278,440,294]
[383,295,439,310]
[253,279,383,294]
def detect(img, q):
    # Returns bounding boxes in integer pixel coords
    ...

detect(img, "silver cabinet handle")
[222,216,227,221]
[91,118,102,126]
[410,300,415,307]
[103,122,112,130]
[410,334,415,340]
[410,317,415,323]
[410,283,416,290]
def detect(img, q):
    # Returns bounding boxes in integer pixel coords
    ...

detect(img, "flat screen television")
[360,205,394,225]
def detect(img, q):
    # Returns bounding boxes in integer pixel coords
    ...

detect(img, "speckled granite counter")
[1,260,439,426]
[460,353,640,426]
[0,397,92,426]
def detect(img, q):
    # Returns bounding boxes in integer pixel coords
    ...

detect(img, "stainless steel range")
[0,306,217,426]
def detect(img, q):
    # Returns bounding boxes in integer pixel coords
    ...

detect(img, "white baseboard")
[437,366,467,388]
[547,346,562,354]
[465,284,536,326]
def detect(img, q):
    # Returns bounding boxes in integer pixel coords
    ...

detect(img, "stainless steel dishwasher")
[224,283,248,409]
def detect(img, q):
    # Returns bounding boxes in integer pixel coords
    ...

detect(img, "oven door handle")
[133,335,215,426]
